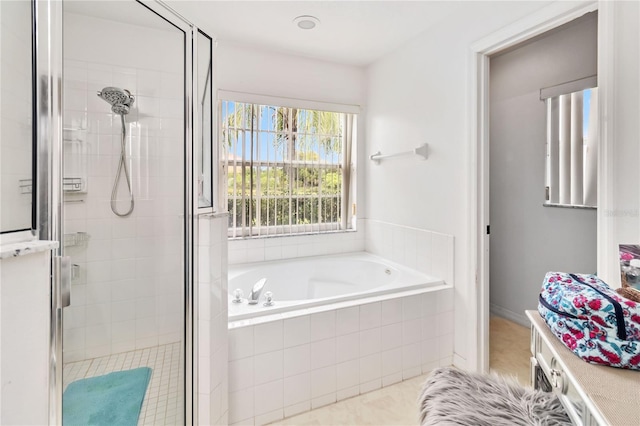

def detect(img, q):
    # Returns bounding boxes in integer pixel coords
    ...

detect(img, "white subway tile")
[359,328,381,357]
[421,314,439,340]
[336,306,359,336]
[336,333,359,363]
[310,338,336,370]
[254,379,283,416]
[402,297,422,321]
[421,338,440,363]
[402,318,422,346]
[283,373,310,407]
[359,378,381,394]
[255,408,283,426]
[283,316,310,348]
[254,320,283,355]
[439,334,454,359]
[310,365,336,399]
[284,401,311,418]
[310,311,335,342]
[229,357,253,392]
[253,351,283,386]
[359,302,381,330]
[382,372,403,387]
[402,366,422,380]
[437,288,454,313]
[228,388,253,424]
[283,344,310,378]
[436,310,454,337]
[381,348,402,377]
[421,292,438,316]
[359,353,381,384]
[311,393,336,410]
[336,359,359,391]
[380,323,402,351]
[402,342,421,370]
[336,385,359,401]
[416,231,433,275]
[229,326,254,361]
[380,298,402,326]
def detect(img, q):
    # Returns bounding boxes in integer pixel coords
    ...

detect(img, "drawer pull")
[550,369,563,389]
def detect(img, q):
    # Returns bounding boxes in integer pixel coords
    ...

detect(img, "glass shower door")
[60,1,188,424]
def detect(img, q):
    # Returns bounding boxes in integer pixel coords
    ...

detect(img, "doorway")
[487,12,598,382]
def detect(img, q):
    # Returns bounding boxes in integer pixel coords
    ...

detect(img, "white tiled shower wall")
[0,1,33,231]
[227,288,454,426]
[197,215,229,425]
[62,12,185,362]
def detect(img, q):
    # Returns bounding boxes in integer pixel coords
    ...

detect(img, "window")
[542,77,598,208]
[220,99,356,238]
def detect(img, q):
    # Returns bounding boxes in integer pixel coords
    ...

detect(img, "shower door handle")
[54,256,71,308]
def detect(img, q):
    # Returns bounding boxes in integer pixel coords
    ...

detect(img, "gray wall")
[489,13,598,326]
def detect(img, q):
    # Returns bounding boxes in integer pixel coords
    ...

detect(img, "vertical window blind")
[544,84,598,208]
[220,100,356,238]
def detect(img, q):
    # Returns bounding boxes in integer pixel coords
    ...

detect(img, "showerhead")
[97,87,134,115]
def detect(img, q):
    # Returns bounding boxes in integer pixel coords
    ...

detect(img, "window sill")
[229,228,358,242]
[0,240,59,260]
[543,203,597,210]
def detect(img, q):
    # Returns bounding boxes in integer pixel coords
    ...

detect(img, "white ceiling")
[165,1,465,66]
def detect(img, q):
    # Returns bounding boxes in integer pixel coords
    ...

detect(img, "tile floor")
[269,316,530,425]
[63,342,184,425]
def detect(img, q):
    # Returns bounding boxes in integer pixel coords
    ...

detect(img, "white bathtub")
[227,251,454,425]
[228,251,445,321]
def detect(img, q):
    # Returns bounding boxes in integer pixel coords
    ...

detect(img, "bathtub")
[227,251,454,425]
[228,251,445,321]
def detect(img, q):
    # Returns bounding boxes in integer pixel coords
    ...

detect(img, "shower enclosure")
[34,1,215,424]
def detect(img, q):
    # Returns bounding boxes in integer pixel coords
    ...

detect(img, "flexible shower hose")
[111,114,135,217]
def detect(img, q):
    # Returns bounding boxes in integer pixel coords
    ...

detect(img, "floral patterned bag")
[538,272,640,370]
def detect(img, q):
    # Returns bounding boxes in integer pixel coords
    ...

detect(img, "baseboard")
[490,303,529,328]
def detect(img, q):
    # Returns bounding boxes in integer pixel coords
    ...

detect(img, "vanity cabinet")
[527,310,640,426]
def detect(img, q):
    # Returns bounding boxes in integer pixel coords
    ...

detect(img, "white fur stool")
[419,367,571,426]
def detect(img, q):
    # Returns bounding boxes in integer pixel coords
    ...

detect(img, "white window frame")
[218,90,359,239]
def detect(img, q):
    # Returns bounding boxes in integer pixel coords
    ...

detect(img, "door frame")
[43,0,207,423]
[467,0,599,373]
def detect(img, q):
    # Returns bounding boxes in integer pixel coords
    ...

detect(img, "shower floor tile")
[63,342,184,425]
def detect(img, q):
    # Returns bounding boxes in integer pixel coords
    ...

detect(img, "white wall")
[365,1,561,366]
[62,12,185,361]
[489,14,598,326]
[599,1,640,286]
[216,43,369,262]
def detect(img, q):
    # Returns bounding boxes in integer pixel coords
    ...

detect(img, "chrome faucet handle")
[232,289,244,303]
[263,291,274,306]
[248,278,267,304]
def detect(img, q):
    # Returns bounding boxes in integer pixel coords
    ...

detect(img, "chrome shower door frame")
[40,0,208,424]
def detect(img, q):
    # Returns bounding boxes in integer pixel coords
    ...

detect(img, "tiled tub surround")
[228,219,454,287]
[364,219,455,286]
[228,228,365,265]
[227,287,454,425]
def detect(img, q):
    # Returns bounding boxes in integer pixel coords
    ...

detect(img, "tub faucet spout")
[248,278,267,305]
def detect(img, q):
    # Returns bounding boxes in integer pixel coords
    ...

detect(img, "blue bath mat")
[63,367,152,426]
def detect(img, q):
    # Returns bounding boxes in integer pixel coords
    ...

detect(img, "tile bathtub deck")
[63,342,184,425]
